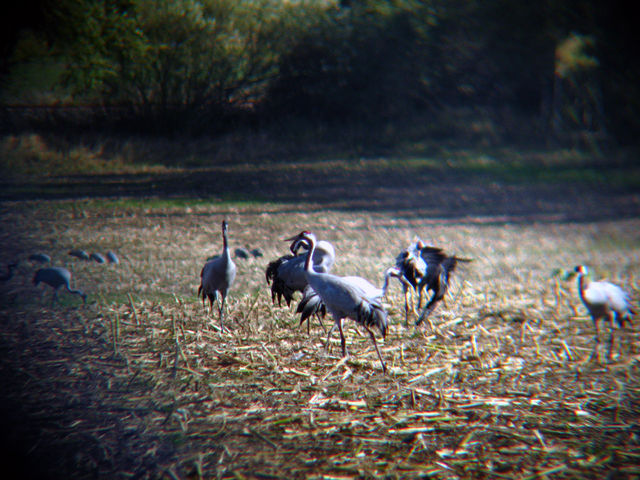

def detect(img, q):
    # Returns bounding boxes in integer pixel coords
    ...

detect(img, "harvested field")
[1,160,639,479]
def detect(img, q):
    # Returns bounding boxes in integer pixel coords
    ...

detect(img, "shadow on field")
[1,162,640,222]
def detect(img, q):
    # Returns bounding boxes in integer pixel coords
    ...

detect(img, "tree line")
[1,0,637,146]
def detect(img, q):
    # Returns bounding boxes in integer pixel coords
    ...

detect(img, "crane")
[297,265,410,340]
[69,249,90,261]
[90,252,106,263]
[413,244,470,329]
[394,240,427,325]
[265,238,335,308]
[198,220,237,331]
[574,265,635,361]
[33,267,87,304]
[286,231,389,373]
[0,263,18,282]
[29,253,51,263]
[106,251,120,264]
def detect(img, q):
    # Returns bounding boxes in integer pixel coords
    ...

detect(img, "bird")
[574,265,635,361]
[33,267,87,304]
[412,242,471,329]
[265,237,336,309]
[90,252,106,263]
[297,265,411,338]
[106,251,120,264]
[0,263,18,282]
[394,240,427,325]
[69,249,90,261]
[29,253,51,263]
[198,220,237,331]
[235,247,250,259]
[250,248,264,258]
[286,231,389,373]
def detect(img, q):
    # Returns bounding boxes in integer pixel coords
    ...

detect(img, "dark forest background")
[0,0,637,149]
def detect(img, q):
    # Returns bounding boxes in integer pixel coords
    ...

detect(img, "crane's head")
[574,265,589,276]
[284,231,315,255]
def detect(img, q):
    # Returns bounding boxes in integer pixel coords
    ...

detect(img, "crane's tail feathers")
[270,277,296,307]
[296,287,326,326]
[356,300,388,338]
[265,255,294,285]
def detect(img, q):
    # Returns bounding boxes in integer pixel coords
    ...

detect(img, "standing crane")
[297,265,410,339]
[33,267,87,304]
[266,238,336,308]
[198,220,237,331]
[0,263,18,282]
[394,240,427,325]
[286,231,389,373]
[574,265,635,361]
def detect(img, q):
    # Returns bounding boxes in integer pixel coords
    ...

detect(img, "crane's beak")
[283,234,301,242]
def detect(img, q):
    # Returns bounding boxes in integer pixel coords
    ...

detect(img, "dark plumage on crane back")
[574,265,635,361]
[415,245,471,327]
[286,231,389,373]
[198,220,236,331]
[265,238,335,308]
[33,267,87,304]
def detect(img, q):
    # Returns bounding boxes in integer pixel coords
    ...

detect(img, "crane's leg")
[364,325,386,373]
[606,314,615,362]
[324,321,337,353]
[337,318,348,357]
[403,285,411,326]
[587,317,600,362]
[416,293,440,330]
[314,313,328,333]
[218,295,226,332]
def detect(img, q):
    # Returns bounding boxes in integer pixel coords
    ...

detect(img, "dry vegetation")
[1,193,639,479]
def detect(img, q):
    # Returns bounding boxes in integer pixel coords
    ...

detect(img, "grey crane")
[33,267,87,304]
[106,251,120,264]
[235,247,250,259]
[198,220,237,331]
[29,253,51,263]
[90,252,106,263]
[69,249,90,261]
[412,243,471,329]
[286,231,389,373]
[575,265,635,361]
[0,263,18,282]
[265,238,336,308]
[297,265,410,339]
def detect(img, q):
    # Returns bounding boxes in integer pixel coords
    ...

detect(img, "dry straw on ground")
[0,200,639,479]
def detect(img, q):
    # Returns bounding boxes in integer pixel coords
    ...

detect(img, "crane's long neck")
[303,237,316,274]
[222,229,231,261]
[65,282,85,301]
[577,273,589,303]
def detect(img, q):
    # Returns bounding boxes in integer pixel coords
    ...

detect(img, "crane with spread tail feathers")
[286,231,389,373]
[574,265,635,361]
[33,267,87,304]
[198,220,237,331]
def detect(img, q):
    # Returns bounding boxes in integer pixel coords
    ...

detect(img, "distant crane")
[286,231,389,373]
[198,220,237,331]
[235,247,250,259]
[106,251,119,264]
[29,253,51,263]
[265,238,336,308]
[69,249,90,261]
[574,265,635,361]
[33,267,87,304]
[90,252,106,263]
[0,263,18,282]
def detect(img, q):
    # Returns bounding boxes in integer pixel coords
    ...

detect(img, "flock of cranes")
[1,219,636,371]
